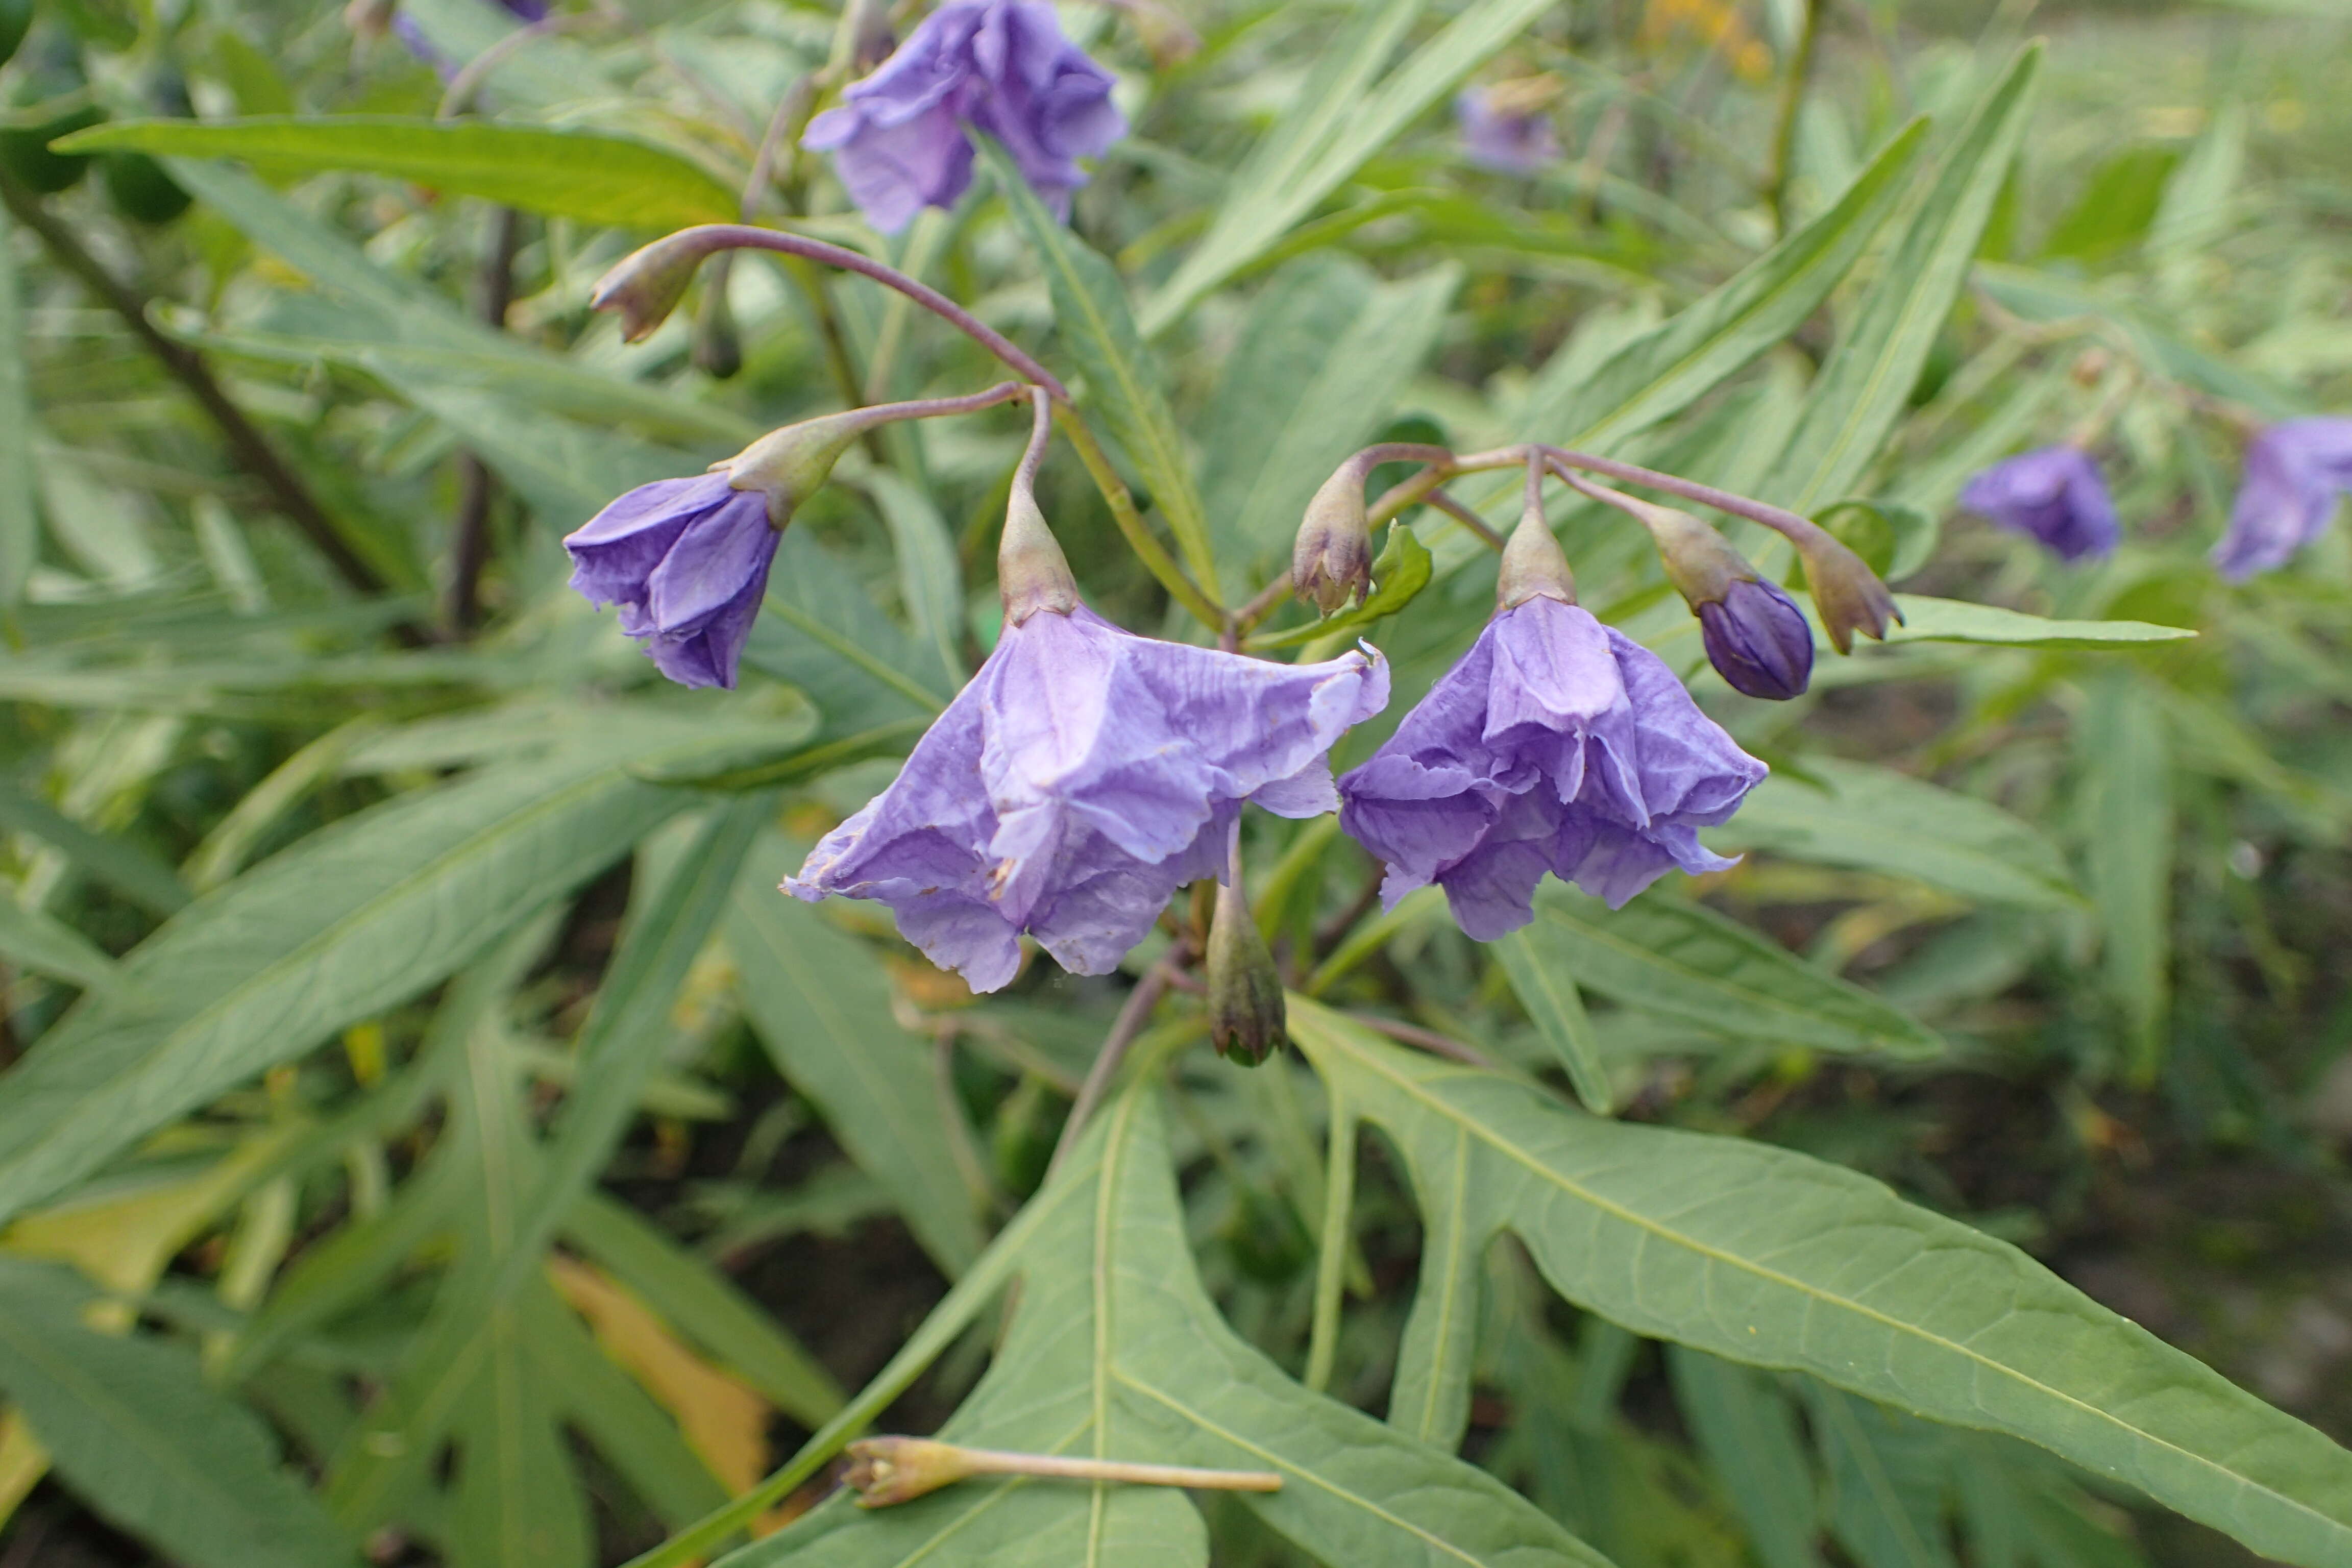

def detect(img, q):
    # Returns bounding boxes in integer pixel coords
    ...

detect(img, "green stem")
[1765,0,1825,238]
[1055,410,1225,629]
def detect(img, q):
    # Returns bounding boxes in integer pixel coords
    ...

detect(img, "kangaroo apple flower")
[1960,445,2120,563]
[1456,80,1561,175]
[2210,418,2352,581]
[802,0,1126,233]
[564,474,778,691]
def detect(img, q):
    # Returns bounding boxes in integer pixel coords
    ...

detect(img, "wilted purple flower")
[786,607,1388,992]
[1700,578,1814,700]
[1959,445,2119,563]
[565,473,776,691]
[1456,84,1560,175]
[802,0,1126,233]
[2210,418,2352,581]
[1338,596,1766,940]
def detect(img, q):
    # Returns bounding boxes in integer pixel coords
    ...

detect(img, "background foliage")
[1,0,2350,1564]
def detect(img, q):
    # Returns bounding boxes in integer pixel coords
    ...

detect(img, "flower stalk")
[843,1436,1281,1508]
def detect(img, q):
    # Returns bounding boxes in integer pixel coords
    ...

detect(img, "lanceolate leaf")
[0,895,117,991]
[1707,760,2084,911]
[0,721,810,1227]
[726,845,987,1276]
[1767,46,2041,514]
[722,1087,1610,1568]
[1494,926,1613,1114]
[983,138,1216,589]
[1289,1003,2352,1568]
[1884,595,2195,649]
[61,118,739,232]
[0,1259,358,1568]
[0,201,31,608]
[1519,885,1943,1057]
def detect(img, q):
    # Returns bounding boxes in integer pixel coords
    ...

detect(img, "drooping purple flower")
[801,0,1126,234]
[565,472,777,691]
[1337,596,1766,940]
[786,606,1388,992]
[1959,445,2120,563]
[1699,577,1814,700]
[2210,418,2352,581]
[1455,84,1560,176]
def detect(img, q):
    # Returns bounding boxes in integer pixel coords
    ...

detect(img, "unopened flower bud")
[1292,464,1375,614]
[1791,527,1900,655]
[722,410,871,528]
[1698,579,1814,700]
[845,1437,979,1508]
[691,254,743,380]
[1206,875,1286,1066]
[590,228,731,343]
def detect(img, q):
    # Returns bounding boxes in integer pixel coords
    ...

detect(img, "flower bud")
[1791,528,1900,655]
[691,254,743,380]
[1206,875,1286,1066]
[845,1437,979,1508]
[590,228,730,343]
[1698,579,1814,700]
[1292,464,1375,614]
[721,411,870,528]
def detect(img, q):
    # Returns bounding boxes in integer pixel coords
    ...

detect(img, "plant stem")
[447,204,522,635]
[952,1448,1282,1491]
[1053,409,1224,628]
[0,168,400,607]
[1045,957,1180,1181]
[1539,445,1827,546]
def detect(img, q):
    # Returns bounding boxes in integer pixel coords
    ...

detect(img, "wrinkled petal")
[802,0,1124,233]
[1339,598,1764,939]
[789,605,1387,991]
[1960,445,2119,563]
[2211,418,2352,581]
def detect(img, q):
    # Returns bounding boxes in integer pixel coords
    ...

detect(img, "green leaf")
[0,1258,359,1568]
[856,467,967,691]
[983,145,1217,592]
[1884,596,2196,649]
[0,895,117,991]
[2078,675,2173,1079]
[1141,0,1554,332]
[563,1193,846,1432]
[743,529,950,727]
[1527,119,1928,457]
[1767,46,2041,514]
[721,1087,1610,1568]
[1494,926,1613,1114]
[0,201,31,608]
[61,118,739,231]
[0,783,191,916]
[1247,522,1433,651]
[1668,1346,1827,1568]
[1808,1385,1958,1568]
[726,847,987,1276]
[1706,760,2084,911]
[1289,1004,2352,1568]
[1520,885,1942,1057]
[2037,145,2178,264]
[0,724,807,1226]
[1201,257,1462,586]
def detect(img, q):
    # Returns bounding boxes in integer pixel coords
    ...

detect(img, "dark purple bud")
[564,475,778,691]
[2210,418,2352,581]
[1698,578,1814,700]
[1455,81,1561,175]
[1959,445,2120,563]
[801,0,1127,234]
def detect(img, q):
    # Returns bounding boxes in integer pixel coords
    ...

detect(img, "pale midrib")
[1406,1125,1473,1442]
[1115,1374,1487,1568]
[1333,1028,2342,1540]
[1086,1096,1134,1568]
[6,766,666,1211]
[761,600,944,712]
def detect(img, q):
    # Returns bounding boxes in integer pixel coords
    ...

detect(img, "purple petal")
[1959,446,2119,562]
[1698,578,1814,700]
[1456,87,1560,176]
[2212,418,2352,581]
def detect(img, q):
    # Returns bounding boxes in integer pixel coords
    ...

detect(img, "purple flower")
[2210,418,2352,581]
[1456,85,1560,176]
[1699,578,1814,701]
[1337,596,1766,940]
[1959,446,2119,563]
[387,0,546,80]
[565,472,777,691]
[786,607,1388,992]
[802,0,1126,233]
